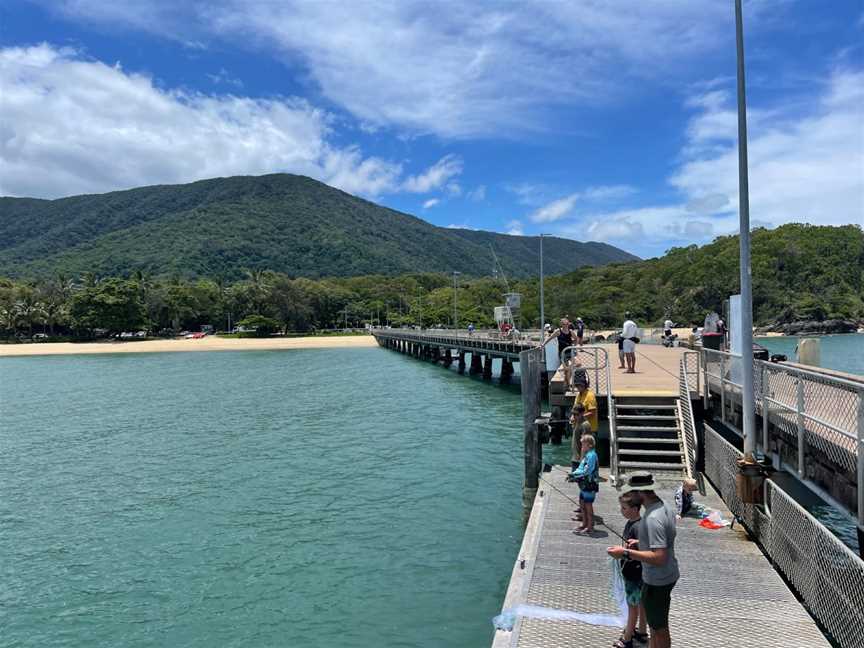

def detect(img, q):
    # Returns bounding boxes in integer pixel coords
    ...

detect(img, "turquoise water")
[756,334,864,375]
[0,349,524,647]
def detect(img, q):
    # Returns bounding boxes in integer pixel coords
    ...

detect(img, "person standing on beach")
[608,473,679,648]
[622,312,639,373]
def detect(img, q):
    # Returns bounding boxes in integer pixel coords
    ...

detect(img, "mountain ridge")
[0,173,638,280]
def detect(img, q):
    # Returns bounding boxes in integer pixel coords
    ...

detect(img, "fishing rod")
[537,474,625,541]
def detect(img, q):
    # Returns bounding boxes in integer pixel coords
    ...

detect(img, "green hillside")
[528,223,864,328]
[0,224,859,338]
[0,174,636,280]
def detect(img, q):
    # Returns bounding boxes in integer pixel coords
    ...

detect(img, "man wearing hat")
[607,473,679,648]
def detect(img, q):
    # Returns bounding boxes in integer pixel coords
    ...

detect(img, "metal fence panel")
[704,425,864,648]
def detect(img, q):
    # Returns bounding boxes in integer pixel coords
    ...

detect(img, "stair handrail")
[678,354,698,479]
[559,344,618,485]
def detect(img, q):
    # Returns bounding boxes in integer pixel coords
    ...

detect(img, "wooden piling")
[519,348,544,509]
[470,352,483,374]
[483,355,494,380]
[500,358,514,382]
[458,351,466,373]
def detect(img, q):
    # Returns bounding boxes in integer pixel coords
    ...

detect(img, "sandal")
[633,631,648,644]
[612,639,633,648]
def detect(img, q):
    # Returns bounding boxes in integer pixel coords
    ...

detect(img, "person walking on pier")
[622,312,639,373]
[574,317,586,345]
[608,473,679,648]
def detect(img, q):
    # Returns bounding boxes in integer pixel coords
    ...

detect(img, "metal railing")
[561,345,618,482]
[704,425,864,648]
[372,327,538,358]
[678,354,698,480]
[683,349,700,394]
[702,346,864,549]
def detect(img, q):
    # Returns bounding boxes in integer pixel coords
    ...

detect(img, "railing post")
[720,354,726,424]
[703,350,709,409]
[857,390,864,555]
[761,364,770,460]
[796,377,805,477]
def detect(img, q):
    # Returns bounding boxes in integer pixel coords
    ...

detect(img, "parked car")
[32,333,48,341]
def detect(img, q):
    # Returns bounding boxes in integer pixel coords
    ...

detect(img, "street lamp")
[734,0,755,458]
[452,271,461,329]
[539,233,552,332]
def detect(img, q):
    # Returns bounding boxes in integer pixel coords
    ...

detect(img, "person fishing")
[607,473,679,648]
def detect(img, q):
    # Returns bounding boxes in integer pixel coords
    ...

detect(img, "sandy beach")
[0,335,378,357]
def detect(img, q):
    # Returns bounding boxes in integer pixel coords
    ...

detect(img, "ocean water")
[0,349,524,648]
[756,333,864,375]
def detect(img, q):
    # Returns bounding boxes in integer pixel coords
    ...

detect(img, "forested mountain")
[1,224,859,339]
[535,223,864,328]
[0,174,636,279]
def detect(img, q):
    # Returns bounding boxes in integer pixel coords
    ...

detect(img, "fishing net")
[492,557,627,631]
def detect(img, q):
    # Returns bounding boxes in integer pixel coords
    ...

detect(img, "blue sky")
[1,1,862,258]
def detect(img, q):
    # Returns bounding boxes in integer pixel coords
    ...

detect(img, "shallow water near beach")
[0,348,524,647]
[756,333,864,375]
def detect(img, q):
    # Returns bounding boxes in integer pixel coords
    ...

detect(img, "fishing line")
[537,474,625,541]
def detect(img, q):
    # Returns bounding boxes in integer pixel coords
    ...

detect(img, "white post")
[857,392,864,546]
[539,234,545,332]
[720,355,726,424]
[735,0,756,459]
[761,364,770,457]
[796,378,806,477]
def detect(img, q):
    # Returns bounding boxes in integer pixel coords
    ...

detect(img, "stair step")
[617,425,680,433]
[619,460,685,470]
[615,404,677,410]
[618,437,682,445]
[618,449,683,456]
[615,415,678,420]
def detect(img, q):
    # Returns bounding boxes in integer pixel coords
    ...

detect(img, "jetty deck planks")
[493,468,831,648]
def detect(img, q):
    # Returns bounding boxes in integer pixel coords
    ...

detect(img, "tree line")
[2,224,861,340]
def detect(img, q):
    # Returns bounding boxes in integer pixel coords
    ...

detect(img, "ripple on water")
[1,348,524,647]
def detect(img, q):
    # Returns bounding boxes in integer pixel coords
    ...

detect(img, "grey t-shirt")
[638,498,680,586]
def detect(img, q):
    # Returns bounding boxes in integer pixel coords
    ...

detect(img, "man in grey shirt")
[608,473,679,648]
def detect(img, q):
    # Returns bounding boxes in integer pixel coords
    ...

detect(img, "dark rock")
[781,319,857,335]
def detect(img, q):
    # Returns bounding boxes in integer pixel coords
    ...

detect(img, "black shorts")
[664,329,672,337]
[642,581,676,630]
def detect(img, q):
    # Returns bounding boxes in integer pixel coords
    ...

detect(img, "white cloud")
[564,68,864,256]
[505,219,524,236]
[446,223,478,230]
[467,185,486,202]
[528,185,635,223]
[206,67,243,87]
[45,0,750,138]
[530,194,580,223]
[422,198,440,209]
[0,44,424,199]
[402,155,463,193]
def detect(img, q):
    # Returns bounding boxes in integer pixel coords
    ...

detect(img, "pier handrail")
[702,346,864,540]
[560,345,617,482]
[704,424,864,648]
[678,353,699,479]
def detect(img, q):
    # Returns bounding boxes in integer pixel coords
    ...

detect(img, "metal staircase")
[612,396,687,477]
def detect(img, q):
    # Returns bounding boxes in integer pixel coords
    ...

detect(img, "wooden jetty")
[493,469,832,648]
[371,328,864,646]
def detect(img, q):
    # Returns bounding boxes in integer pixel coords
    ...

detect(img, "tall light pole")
[540,234,551,331]
[735,0,756,458]
[452,271,461,329]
